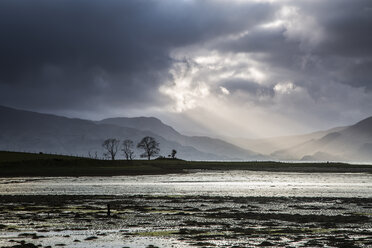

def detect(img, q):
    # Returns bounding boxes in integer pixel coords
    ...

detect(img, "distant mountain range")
[228,117,372,162]
[225,126,346,155]
[0,105,264,160]
[1,105,372,162]
[270,117,372,162]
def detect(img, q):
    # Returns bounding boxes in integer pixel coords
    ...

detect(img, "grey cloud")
[1,0,372,134]
[0,0,275,112]
[302,0,372,57]
[216,27,302,73]
[220,79,274,98]
[215,0,372,91]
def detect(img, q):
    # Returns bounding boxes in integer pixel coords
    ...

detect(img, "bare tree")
[102,138,120,160]
[88,151,98,159]
[137,136,160,160]
[122,139,135,160]
[171,149,177,159]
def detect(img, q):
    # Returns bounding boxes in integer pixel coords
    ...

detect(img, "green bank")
[1,151,372,177]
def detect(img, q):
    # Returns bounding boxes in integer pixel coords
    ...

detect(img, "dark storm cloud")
[0,0,275,112]
[302,0,372,57]
[2,0,372,132]
[214,0,372,91]
[295,0,372,91]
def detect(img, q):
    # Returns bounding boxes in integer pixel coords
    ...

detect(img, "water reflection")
[0,171,371,197]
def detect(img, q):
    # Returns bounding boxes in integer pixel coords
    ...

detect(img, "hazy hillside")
[225,126,346,155]
[272,117,372,162]
[2,105,370,162]
[99,118,265,160]
[0,106,260,160]
[99,117,181,141]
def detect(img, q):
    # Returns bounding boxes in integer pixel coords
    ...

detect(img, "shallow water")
[1,194,371,247]
[1,170,371,197]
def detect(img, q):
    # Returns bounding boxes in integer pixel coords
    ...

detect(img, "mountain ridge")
[1,105,372,162]
[271,116,372,162]
[225,126,347,155]
[99,117,264,160]
[0,105,262,160]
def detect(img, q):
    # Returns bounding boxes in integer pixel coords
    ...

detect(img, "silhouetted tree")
[122,139,135,160]
[102,138,120,160]
[171,149,177,159]
[137,136,160,160]
[88,151,98,159]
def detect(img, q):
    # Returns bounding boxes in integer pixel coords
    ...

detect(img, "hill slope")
[0,106,261,160]
[99,117,265,160]
[225,126,346,155]
[272,116,372,162]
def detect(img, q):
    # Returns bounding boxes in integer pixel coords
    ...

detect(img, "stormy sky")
[1,0,372,138]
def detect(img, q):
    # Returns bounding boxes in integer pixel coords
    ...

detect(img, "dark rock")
[259,241,274,246]
[84,236,98,240]
[3,243,38,248]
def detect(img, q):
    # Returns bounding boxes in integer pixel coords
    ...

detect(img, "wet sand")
[1,195,371,247]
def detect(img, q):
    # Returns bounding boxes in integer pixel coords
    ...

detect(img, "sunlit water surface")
[0,171,371,197]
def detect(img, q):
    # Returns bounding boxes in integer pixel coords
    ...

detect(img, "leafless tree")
[88,151,99,159]
[122,139,135,160]
[171,149,177,159]
[137,136,160,160]
[102,138,120,160]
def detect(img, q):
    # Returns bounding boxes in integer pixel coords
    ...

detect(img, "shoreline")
[1,160,372,177]
[1,193,372,202]
[2,151,372,177]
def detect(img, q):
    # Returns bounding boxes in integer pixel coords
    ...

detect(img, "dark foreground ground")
[0,195,371,247]
[1,151,372,177]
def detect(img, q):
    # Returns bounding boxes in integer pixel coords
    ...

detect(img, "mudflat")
[0,195,371,247]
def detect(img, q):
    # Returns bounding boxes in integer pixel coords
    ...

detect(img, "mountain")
[225,126,346,155]
[0,105,261,160]
[272,116,372,162]
[99,117,181,141]
[99,118,265,160]
[3,104,370,162]
[301,152,344,162]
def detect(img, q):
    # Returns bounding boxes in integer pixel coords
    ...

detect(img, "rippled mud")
[0,195,372,247]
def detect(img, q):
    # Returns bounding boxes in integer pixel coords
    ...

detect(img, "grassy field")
[0,151,81,162]
[1,151,372,177]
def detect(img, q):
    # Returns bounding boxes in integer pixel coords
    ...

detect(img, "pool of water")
[0,170,371,197]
